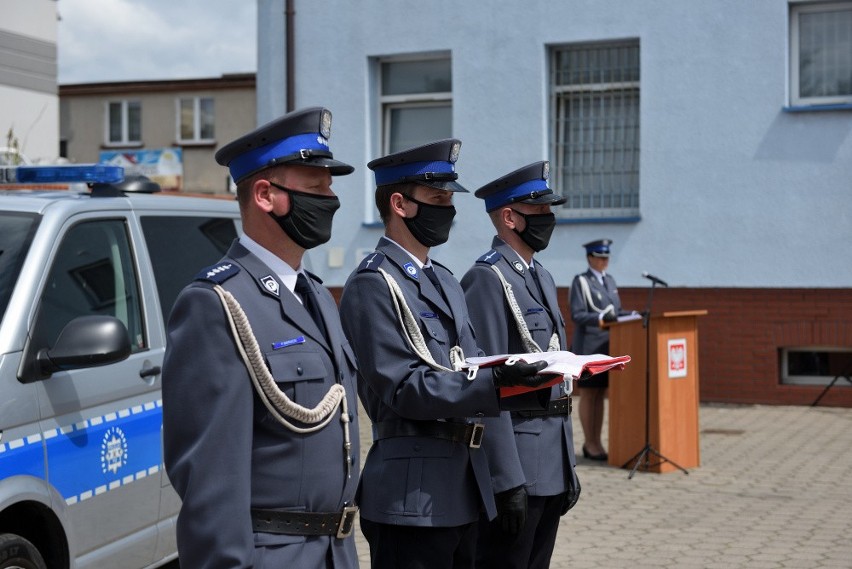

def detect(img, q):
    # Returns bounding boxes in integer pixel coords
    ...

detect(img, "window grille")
[550,41,640,219]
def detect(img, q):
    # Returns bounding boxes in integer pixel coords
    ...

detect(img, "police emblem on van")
[101,426,128,475]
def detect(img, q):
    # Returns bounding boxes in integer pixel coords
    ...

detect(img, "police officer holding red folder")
[339,140,553,569]
[461,161,581,569]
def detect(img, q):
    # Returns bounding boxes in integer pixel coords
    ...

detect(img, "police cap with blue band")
[215,107,354,183]
[583,238,612,258]
[367,138,468,193]
[474,161,567,212]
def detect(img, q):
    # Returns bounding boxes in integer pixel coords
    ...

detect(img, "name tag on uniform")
[420,311,438,319]
[526,308,544,314]
[272,336,305,350]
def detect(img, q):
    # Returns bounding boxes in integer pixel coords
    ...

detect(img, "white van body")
[0,178,240,568]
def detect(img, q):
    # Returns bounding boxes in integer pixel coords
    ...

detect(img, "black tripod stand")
[622,280,689,479]
[810,361,852,407]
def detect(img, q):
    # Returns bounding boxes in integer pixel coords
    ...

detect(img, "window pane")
[141,216,237,323]
[127,101,142,142]
[782,348,852,386]
[551,41,640,217]
[382,59,451,95]
[109,102,122,143]
[798,8,852,98]
[388,105,452,153]
[200,97,215,140]
[33,220,145,352]
[180,98,194,140]
[0,213,38,322]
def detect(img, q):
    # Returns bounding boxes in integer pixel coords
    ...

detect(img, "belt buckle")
[336,506,358,539]
[468,423,485,448]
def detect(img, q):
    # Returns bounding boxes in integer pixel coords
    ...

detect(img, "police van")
[0,165,241,568]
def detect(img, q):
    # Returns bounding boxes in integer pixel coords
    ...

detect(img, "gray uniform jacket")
[569,268,627,355]
[339,237,501,528]
[461,237,578,497]
[163,241,360,569]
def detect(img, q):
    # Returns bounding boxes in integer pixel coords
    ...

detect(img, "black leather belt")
[373,420,485,448]
[251,506,358,539]
[515,397,572,418]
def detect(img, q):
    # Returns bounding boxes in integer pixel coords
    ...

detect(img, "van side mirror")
[37,315,131,376]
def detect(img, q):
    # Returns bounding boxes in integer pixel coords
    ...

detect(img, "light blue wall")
[258,0,852,288]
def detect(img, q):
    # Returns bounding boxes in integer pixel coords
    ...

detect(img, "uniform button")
[414,444,421,452]
[297,366,304,375]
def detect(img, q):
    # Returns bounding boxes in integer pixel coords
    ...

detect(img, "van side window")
[32,219,145,353]
[141,216,237,323]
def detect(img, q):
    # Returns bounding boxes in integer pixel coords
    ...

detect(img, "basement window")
[780,347,852,386]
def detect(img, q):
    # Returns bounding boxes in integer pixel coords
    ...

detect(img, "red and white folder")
[463,351,631,398]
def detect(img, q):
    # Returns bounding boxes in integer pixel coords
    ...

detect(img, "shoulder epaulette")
[431,258,454,275]
[195,261,240,283]
[357,251,385,272]
[476,250,502,265]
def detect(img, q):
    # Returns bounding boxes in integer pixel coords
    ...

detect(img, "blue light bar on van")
[0,165,124,184]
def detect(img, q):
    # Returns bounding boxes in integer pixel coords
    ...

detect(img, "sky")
[57,0,257,84]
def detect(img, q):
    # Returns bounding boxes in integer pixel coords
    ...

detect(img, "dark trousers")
[361,517,477,569]
[475,494,564,569]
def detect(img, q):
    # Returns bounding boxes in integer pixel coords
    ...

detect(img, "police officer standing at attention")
[570,239,633,461]
[461,161,580,569]
[162,107,361,568]
[339,140,552,569]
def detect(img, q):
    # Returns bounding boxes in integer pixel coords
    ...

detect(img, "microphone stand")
[622,280,689,479]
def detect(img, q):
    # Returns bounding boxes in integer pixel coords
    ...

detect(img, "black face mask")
[402,195,456,248]
[269,183,340,249]
[511,210,556,252]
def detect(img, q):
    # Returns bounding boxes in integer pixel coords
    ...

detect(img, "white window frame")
[377,54,452,155]
[549,40,641,220]
[177,96,216,144]
[105,100,142,147]
[366,53,452,224]
[780,346,852,386]
[789,1,852,107]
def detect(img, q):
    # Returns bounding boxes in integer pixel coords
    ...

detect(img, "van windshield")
[0,212,39,322]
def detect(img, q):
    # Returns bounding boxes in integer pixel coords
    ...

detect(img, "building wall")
[325,284,852,407]
[259,0,852,289]
[60,76,256,193]
[0,0,58,162]
[264,0,852,406]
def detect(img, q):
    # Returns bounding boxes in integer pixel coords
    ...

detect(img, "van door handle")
[139,365,162,378]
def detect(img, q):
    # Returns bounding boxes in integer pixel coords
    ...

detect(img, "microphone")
[642,271,668,287]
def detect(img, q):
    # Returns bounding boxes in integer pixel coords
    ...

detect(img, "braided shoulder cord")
[376,267,465,373]
[489,265,560,352]
[212,285,350,440]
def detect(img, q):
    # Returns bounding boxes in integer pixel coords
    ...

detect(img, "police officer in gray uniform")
[163,107,361,568]
[339,140,552,569]
[570,239,633,460]
[460,161,580,569]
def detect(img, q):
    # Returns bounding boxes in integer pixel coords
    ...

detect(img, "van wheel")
[0,534,46,569]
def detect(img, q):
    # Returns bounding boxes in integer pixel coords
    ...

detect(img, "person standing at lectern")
[569,239,633,461]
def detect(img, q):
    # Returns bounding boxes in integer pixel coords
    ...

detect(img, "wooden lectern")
[607,310,707,473]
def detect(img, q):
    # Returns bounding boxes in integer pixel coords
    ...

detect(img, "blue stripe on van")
[0,400,163,505]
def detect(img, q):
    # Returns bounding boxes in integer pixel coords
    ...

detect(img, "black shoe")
[582,444,608,461]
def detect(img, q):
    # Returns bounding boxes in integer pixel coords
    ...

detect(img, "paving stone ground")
[355,399,852,568]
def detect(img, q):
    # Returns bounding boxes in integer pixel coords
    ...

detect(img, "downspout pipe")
[285,0,295,112]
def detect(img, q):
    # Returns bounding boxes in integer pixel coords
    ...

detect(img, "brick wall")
[577,287,852,408]
[329,286,852,408]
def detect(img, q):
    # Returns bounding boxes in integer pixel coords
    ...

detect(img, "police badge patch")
[512,261,525,274]
[260,275,280,296]
[403,262,419,279]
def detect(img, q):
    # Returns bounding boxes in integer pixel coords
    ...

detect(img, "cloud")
[57,0,257,84]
